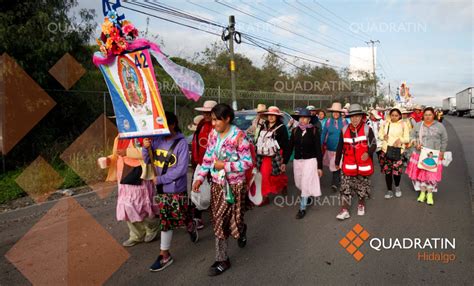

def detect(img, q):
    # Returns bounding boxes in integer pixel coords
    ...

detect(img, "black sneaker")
[237,224,247,248]
[208,259,231,276]
[187,219,199,243]
[149,255,174,272]
[296,210,306,219]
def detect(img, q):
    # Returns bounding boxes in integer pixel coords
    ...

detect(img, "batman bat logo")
[153,149,177,168]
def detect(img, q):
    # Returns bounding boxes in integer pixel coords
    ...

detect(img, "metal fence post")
[293,93,295,111]
[218,86,221,103]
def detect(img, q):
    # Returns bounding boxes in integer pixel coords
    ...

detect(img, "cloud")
[267,14,299,38]
[402,0,473,31]
[409,81,468,106]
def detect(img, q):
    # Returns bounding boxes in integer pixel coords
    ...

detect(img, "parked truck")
[442,97,456,115]
[456,87,474,117]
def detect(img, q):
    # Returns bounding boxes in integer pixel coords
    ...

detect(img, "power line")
[307,1,396,83]
[214,0,355,59]
[243,35,318,73]
[313,0,372,40]
[242,34,342,69]
[243,0,353,50]
[188,0,338,63]
[288,0,367,43]
[126,1,225,28]
[120,4,221,37]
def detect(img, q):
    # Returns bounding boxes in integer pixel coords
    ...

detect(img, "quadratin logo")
[340,224,456,263]
[339,224,370,261]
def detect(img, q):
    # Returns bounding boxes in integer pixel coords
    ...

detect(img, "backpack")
[324,118,347,143]
[256,124,283,156]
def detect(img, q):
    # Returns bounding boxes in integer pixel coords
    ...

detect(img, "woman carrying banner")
[335,104,377,220]
[192,103,253,276]
[103,137,158,248]
[256,106,290,203]
[406,107,448,205]
[378,108,410,199]
[287,108,323,219]
[142,112,191,272]
[321,102,346,191]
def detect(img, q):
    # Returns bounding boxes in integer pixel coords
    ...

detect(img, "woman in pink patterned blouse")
[192,103,253,276]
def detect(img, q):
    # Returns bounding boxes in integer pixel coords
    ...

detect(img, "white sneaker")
[395,187,402,198]
[384,190,394,199]
[357,204,365,216]
[336,209,350,220]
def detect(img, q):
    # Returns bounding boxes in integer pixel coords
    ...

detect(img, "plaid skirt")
[155,192,189,232]
[210,182,246,240]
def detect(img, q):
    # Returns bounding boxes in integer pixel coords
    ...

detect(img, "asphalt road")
[1,118,473,285]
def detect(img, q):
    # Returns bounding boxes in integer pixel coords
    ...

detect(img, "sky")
[76,0,473,106]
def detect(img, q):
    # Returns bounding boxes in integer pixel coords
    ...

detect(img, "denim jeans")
[300,196,308,210]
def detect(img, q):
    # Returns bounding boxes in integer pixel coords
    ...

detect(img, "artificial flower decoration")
[96,9,139,56]
[107,10,119,24]
[101,17,113,34]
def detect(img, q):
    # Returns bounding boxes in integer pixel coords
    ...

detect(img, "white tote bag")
[417,147,440,172]
[191,164,211,210]
[248,168,263,206]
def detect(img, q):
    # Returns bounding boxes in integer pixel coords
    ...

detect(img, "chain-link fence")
[158,87,370,133]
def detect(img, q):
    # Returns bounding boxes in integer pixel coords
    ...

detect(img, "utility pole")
[228,15,237,110]
[145,17,149,38]
[366,40,380,100]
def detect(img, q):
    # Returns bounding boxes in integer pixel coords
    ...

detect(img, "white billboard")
[350,47,376,81]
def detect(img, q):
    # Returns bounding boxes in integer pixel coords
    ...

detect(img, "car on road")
[233,109,293,140]
[185,109,294,164]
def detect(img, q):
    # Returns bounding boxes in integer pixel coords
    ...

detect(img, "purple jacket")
[142,133,189,194]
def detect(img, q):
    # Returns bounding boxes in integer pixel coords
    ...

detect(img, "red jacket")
[411,111,423,123]
[191,120,213,166]
[341,124,374,177]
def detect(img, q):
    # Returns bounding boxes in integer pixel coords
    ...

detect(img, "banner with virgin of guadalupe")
[93,6,204,138]
[96,48,168,138]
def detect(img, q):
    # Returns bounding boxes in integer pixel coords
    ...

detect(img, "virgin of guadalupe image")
[118,58,151,115]
[421,151,438,170]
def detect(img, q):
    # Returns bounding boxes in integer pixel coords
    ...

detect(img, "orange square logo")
[340,224,370,261]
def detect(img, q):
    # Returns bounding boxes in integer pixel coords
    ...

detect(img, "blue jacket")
[321,117,346,151]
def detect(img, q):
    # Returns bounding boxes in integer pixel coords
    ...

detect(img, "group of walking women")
[99,99,448,276]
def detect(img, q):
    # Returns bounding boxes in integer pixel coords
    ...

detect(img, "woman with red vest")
[335,104,377,220]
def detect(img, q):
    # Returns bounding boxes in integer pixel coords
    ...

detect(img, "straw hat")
[389,107,402,116]
[413,104,422,110]
[195,100,217,112]
[293,108,311,118]
[401,108,412,114]
[344,103,351,109]
[369,109,382,120]
[347,104,366,117]
[187,115,204,131]
[256,104,267,113]
[327,102,343,112]
[263,106,283,116]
